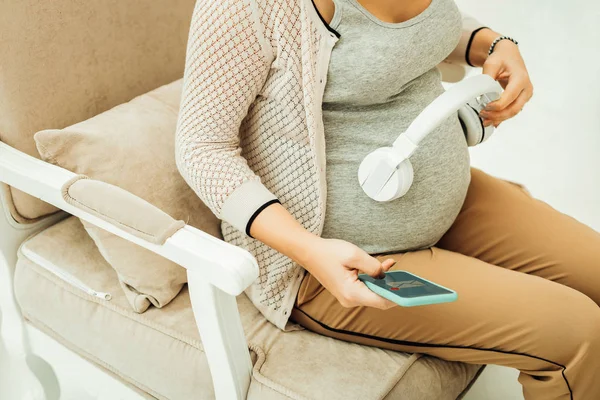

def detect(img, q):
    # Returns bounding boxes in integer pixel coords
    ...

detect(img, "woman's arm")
[466,27,503,67]
[248,203,321,267]
[468,30,534,128]
[444,11,534,128]
[444,12,489,66]
[444,13,504,68]
[250,202,398,309]
[175,0,278,235]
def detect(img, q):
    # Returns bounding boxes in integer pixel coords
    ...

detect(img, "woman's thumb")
[381,258,397,272]
[357,253,386,279]
[482,58,502,80]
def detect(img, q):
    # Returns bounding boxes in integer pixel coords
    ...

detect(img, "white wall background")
[456,0,600,231]
[455,1,599,398]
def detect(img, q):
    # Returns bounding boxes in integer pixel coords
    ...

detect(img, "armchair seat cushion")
[14,216,483,400]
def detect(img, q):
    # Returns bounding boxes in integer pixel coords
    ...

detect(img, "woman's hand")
[297,237,398,309]
[479,40,534,128]
[247,201,397,309]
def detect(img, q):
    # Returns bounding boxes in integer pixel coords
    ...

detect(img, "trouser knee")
[542,292,600,366]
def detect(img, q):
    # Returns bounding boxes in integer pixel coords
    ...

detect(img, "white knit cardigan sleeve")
[175,0,276,235]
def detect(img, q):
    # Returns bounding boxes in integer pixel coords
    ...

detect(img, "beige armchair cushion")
[33,79,222,313]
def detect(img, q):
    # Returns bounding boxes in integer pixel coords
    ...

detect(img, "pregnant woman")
[175,0,600,398]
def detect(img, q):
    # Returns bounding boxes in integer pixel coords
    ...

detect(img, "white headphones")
[358,74,503,202]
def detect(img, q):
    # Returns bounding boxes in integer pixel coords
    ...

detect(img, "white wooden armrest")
[0,141,256,399]
[0,141,259,296]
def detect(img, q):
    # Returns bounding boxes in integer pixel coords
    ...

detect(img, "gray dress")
[320,0,472,255]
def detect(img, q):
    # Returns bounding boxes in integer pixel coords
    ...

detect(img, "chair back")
[0,0,197,222]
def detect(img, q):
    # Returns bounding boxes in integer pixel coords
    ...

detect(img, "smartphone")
[357,270,457,307]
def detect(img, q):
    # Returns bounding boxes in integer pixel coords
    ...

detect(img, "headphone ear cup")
[358,147,414,202]
[481,122,495,143]
[392,158,414,200]
[457,104,494,146]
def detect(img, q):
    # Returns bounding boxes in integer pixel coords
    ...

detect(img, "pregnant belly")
[320,114,471,254]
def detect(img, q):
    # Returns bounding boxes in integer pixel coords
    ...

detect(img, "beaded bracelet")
[488,35,519,56]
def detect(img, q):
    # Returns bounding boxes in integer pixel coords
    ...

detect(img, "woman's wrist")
[467,27,502,67]
[248,201,323,267]
[288,232,324,269]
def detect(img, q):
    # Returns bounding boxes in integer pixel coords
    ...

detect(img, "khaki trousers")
[290,168,600,400]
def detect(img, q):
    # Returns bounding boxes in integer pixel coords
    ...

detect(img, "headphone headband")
[391,74,503,161]
[358,74,503,202]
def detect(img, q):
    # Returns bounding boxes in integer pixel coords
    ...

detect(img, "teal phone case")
[358,270,457,307]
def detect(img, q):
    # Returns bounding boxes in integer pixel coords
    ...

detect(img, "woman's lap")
[436,167,600,305]
[290,167,600,399]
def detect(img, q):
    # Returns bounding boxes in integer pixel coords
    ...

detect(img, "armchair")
[0,141,258,399]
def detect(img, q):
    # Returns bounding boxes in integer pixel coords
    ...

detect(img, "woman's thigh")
[291,248,600,399]
[436,167,600,305]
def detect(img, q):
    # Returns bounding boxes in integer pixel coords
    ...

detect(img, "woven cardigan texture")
[175,0,485,332]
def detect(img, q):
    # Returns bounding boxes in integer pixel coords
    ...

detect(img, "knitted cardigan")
[175,0,485,332]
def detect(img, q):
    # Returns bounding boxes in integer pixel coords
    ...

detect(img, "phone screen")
[361,271,453,298]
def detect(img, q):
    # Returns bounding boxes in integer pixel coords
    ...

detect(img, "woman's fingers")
[350,250,387,279]
[344,256,398,309]
[479,38,532,126]
[482,118,494,127]
[485,73,526,113]
[481,86,532,125]
[481,56,503,80]
[381,258,397,271]
[345,279,398,310]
